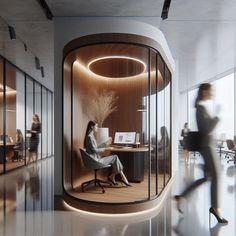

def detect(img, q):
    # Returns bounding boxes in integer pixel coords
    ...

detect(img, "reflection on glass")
[0,58,3,173]
[164,66,171,184]
[27,164,40,201]
[150,49,157,198]
[158,126,170,185]
[26,78,34,164]
[6,63,25,171]
[42,88,47,158]
[35,83,42,160]
[47,92,52,156]
[157,55,165,193]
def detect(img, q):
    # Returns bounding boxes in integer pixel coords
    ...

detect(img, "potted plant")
[90,90,118,144]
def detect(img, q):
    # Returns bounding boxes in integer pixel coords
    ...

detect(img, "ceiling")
[0,0,236,92]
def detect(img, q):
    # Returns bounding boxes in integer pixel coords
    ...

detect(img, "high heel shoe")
[173,195,183,214]
[120,179,132,187]
[209,207,228,224]
[108,177,118,186]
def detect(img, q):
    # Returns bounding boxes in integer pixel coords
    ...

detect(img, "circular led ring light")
[88,56,146,78]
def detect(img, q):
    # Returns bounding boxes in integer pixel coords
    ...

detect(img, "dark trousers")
[181,146,218,208]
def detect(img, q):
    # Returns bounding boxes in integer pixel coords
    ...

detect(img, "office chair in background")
[226,140,236,164]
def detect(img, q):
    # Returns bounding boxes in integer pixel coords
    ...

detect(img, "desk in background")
[106,146,152,182]
[0,143,15,164]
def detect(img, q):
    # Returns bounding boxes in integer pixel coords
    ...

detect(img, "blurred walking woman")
[175,83,228,223]
[84,120,131,186]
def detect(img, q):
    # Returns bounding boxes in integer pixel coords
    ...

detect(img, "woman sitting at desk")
[12,129,24,161]
[84,120,131,187]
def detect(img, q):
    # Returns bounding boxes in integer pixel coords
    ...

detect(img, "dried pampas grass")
[90,90,118,127]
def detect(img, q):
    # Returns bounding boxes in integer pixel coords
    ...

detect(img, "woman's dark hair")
[16,129,23,137]
[195,83,211,107]
[33,114,40,123]
[84,120,97,148]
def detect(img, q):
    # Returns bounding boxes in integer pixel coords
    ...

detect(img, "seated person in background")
[12,129,24,161]
[84,120,131,187]
[181,122,190,147]
[181,122,190,163]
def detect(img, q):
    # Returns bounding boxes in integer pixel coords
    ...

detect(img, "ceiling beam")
[36,0,53,20]
[161,0,171,20]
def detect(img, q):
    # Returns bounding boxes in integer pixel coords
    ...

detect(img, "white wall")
[171,61,179,174]
[179,92,188,136]
[16,73,25,135]
[54,17,176,195]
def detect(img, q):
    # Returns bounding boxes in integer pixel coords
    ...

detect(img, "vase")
[96,127,109,145]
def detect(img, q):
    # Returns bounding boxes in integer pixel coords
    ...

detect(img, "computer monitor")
[0,134,9,142]
[114,132,136,145]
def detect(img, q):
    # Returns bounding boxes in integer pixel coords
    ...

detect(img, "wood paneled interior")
[6,68,16,140]
[63,57,72,189]
[68,44,167,92]
[0,93,16,138]
[63,34,172,205]
[0,63,16,139]
[6,94,16,138]
[70,52,150,189]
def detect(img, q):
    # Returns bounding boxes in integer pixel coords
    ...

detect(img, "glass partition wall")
[0,58,3,174]
[0,56,53,174]
[63,41,172,206]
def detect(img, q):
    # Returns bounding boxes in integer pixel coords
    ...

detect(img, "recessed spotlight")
[8,26,16,40]
[40,66,44,78]
[24,43,27,51]
[35,57,40,70]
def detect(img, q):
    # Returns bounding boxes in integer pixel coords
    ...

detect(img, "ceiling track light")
[40,66,45,78]
[8,26,16,40]
[24,43,27,51]
[35,57,41,70]
[161,0,172,20]
[36,0,53,20]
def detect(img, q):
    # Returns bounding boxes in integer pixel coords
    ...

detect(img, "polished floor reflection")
[0,153,235,236]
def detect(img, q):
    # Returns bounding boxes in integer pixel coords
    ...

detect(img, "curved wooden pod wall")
[63,33,172,213]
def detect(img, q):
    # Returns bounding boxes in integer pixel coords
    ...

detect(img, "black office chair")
[234,135,236,146]
[12,138,24,162]
[80,149,111,193]
[226,140,236,164]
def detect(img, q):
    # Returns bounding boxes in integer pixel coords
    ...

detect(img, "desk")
[106,146,151,182]
[0,143,15,164]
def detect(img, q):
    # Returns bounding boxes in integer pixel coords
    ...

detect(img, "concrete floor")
[0,152,235,236]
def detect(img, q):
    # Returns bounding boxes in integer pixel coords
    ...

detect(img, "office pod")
[63,33,173,213]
